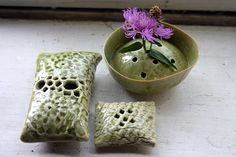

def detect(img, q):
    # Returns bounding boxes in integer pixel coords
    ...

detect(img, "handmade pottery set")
[20,6,198,148]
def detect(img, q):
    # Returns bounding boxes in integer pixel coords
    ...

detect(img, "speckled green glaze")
[21,51,102,142]
[94,101,156,147]
[111,39,188,80]
[104,22,199,94]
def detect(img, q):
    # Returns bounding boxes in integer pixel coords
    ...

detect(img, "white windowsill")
[0,19,236,157]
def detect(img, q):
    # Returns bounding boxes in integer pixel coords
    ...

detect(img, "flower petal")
[155,25,174,39]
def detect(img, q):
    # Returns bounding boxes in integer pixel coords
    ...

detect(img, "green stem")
[142,39,147,53]
[150,43,153,50]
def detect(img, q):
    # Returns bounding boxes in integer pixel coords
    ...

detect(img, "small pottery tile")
[95,101,156,147]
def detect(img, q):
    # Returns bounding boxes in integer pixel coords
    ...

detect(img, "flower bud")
[149,5,162,20]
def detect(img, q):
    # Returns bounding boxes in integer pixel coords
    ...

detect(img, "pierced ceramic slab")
[21,51,102,142]
[94,101,156,147]
[111,39,188,80]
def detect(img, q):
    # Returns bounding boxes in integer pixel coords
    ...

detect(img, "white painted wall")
[0,0,235,11]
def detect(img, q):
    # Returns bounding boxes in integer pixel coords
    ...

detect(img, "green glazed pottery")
[104,23,199,94]
[21,51,102,142]
[94,101,156,147]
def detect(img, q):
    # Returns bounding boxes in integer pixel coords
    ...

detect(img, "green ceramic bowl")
[104,23,199,94]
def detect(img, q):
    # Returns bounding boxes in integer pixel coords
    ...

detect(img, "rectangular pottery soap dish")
[20,51,102,142]
[94,101,157,147]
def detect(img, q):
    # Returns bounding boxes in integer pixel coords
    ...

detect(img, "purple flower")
[155,25,173,39]
[123,8,158,42]
[122,7,173,42]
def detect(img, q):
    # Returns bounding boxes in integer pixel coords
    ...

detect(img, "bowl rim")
[104,22,199,82]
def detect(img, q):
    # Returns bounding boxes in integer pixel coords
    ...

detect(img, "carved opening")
[50,86,55,90]
[74,90,80,98]
[128,109,133,113]
[119,122,125,126]
[119,109,125,114]
[63,80,78,90]
[171,59,175,64]
[36,80,45,90]
[79,80,84,85]
[47,76,52,79]
[130,118,135,123]
[43,87,48,92]
[153,59,158,64]
[57,87,62,92]
[62,77,67,80]
[53,77,58,80]
[132,57,138,62]
[141,72,146,78]
[55,81,62,87]
[114,114,120,119]
[56,117,60,122]
[63,90,71,96]
[47,80,53,86]
[156,42,162,47]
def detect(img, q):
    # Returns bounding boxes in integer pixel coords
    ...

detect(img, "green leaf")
[148,49,177,70]
[118,41,143,53]
[153,40,162,47]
